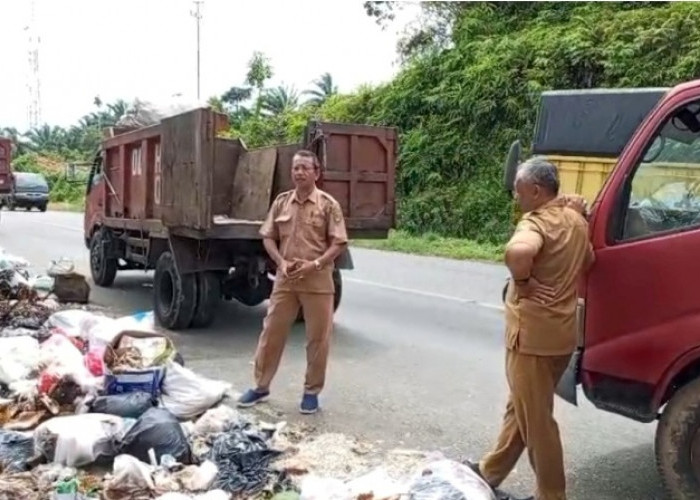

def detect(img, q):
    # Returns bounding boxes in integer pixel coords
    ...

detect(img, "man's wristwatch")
[313,259,322,271]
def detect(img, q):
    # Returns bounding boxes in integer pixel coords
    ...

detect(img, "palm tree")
[304,72,338,106]
[261,85,300,116]
[24,125,66,153]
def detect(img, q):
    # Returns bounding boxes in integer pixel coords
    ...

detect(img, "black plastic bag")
[90,392,155,418]
[208,426,283,495]
[118,408,192,464]
[0,430,34,473]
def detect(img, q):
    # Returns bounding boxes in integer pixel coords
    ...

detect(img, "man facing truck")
[237,149,348,414]
[469,158,594,500]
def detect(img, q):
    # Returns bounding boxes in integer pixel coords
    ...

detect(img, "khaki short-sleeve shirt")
[260,188,348,294]
[504,198,594,356]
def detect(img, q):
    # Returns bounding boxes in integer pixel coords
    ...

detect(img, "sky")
[0,0,420,131]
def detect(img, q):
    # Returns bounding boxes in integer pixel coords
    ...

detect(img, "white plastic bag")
[347,468,406,498]
[34,413,126,467]
[407,459,497,500]
[300,475,352,500]
[155,492,229,500]
[193,405,243,436]
[46,310,104,338]
[160,362,231,420]
[0,336,40,385]
[0,250,30,271]
[39,334,97,394]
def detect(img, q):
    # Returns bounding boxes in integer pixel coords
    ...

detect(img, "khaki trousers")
[479,349,570,500]
[253,287,334,395]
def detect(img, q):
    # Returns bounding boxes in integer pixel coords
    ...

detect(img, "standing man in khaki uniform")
[467,158,594,500]
[237,149,348,414]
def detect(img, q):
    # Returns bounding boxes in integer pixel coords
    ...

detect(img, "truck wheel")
[154,252,197,330]
[90,230,118,287]
[296,269,343,322]
[655,376,700,498]
[190,272,221,328]
[39,203,47,212]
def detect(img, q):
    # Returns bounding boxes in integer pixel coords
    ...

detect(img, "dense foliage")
[4,2,700,242]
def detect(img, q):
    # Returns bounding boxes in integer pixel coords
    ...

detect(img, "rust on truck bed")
[98,107,397,239]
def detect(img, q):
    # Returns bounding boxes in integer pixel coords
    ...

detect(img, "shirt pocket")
[274,213,293,237]
[305,210,326,229]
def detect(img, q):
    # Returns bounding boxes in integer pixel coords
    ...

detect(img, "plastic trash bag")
[347,467,406,498]
[119,408,192,465]
[193,405,245,436]
[103,454,155,500]
[46,309,102,339]
[155,491,230,500]
[208,426,283,495]
[160,361,231,420]
[0,430,34,472]
[407,459,497,500]
[34,413,126,467]
[90,392,155,419]
[300,475,352,500]
[0,336,40,385]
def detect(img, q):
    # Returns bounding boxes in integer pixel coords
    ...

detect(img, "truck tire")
[655,376,700,499]
[296,269,343,322]
[154,252,197,330]
[90,230,118,287]
[190,272,221,328]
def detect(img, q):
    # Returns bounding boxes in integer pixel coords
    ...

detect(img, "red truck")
[0,137,12,196]
[504,79,700,498]
[83,107,396,330]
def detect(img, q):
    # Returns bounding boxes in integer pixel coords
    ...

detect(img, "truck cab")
[505,79,700,498]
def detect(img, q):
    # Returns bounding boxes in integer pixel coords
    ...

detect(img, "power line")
[190,1,203,101]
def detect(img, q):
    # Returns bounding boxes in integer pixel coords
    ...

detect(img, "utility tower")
[190,1,203,100]
[25,0,42,129]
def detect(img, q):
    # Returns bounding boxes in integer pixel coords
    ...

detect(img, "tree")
[245,51,274,117]
[261,85,300,116]
[304,73,338,106]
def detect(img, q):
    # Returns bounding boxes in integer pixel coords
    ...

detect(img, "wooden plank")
[230,147,277,221]
[160,108,213,230]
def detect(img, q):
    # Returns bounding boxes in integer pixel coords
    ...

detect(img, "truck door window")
[620,100,700,240]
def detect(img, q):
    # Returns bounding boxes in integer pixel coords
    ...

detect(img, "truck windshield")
[14,172,49,193]
[623,100,700,239]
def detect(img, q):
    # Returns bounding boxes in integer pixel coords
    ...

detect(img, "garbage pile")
[0,306,299,499]
[0,247,498,499]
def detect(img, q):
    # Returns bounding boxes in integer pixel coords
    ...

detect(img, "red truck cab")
[506,79,700,498]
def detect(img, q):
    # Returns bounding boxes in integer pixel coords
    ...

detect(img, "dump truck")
[504,79,700,498]
[0,137,12,196]
[83,107,397,330]
[506,87,669,205]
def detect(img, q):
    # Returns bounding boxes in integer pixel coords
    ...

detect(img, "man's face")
[514,176,542,213]
[291,155,319,190]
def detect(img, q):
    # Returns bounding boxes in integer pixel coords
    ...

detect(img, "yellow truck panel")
[547,155,616,205]
[547,155,700,205]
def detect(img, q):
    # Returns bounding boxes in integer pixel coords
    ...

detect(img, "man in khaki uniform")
[237,149,348,414]
[467,158,594,500]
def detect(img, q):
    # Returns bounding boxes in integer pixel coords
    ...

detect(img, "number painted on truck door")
[131,146,142,176]
[154,143,161,205]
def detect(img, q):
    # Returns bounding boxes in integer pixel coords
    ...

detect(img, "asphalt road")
[0,210,663,499]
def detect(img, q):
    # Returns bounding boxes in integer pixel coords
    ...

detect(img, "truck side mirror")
[503,140,521,195]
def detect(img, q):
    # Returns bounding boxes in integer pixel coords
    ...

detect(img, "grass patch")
[48,201,84,212]
[352,230,504,262]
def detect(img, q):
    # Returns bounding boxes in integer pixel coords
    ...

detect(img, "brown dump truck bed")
[0,138,12,195]
[100,108,396,239]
